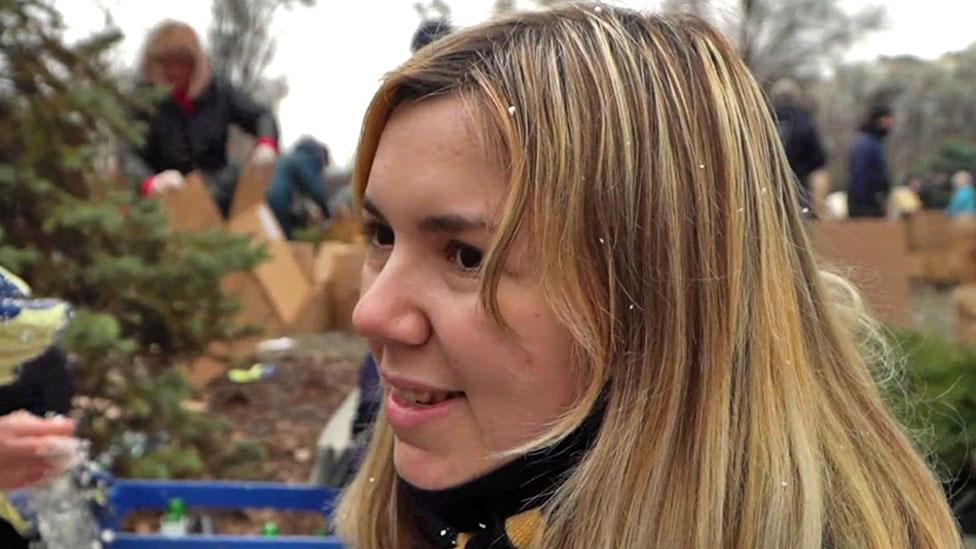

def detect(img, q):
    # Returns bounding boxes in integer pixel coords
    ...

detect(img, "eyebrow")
[362,196,496,234]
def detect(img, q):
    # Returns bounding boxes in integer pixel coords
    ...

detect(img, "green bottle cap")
[166,498,187,520]
[262,521,279,537]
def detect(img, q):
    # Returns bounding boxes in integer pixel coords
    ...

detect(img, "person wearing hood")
[265,137,331,239]
[847,105,895,218]
[123,20,280,218]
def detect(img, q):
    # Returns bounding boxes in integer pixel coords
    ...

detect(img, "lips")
[383,374,466,430]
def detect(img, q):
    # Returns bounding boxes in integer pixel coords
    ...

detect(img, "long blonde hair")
[337,5,960,548]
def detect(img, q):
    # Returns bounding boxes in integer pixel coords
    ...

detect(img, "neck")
[401,402,604,546]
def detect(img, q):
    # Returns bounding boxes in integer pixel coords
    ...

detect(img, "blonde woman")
[122,21,279,217]
[337,4,960,548]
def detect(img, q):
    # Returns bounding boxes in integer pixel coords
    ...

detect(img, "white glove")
[148,169,186,194]
[251,143,278,166]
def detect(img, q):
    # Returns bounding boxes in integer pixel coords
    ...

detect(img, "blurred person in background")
[946,170,976,217]
[771,78,827,217]
[266,137,332,239]
[847,105,895,218]
[122,20,279,218]
[411,0,453,53]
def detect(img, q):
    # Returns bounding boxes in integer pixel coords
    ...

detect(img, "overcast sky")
[60,0,976,167]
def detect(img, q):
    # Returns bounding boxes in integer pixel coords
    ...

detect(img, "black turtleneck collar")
[400,402,604,548]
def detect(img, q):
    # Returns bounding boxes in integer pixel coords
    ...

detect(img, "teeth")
[397,389,456,406]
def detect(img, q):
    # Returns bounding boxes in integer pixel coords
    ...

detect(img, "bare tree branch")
[207,0,313,102]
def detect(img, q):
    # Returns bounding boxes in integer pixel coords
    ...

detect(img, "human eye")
[363,219,394,248]
[446,240,484,275]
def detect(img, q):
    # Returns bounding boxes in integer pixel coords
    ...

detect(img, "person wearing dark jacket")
[123,21,279,218]
[772,79,827,214]
[266,138,331,239]
[848,105,895,218]
[0,267,78,548]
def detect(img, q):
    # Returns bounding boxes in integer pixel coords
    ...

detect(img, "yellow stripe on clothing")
[504,508,543,548]
[0,492,29,535]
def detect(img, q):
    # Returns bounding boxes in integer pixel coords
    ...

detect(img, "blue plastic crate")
[99,479,343,548]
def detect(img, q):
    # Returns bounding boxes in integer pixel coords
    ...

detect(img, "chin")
[393,436,491,490]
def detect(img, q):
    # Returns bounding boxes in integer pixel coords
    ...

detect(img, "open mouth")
[391,387,465,408]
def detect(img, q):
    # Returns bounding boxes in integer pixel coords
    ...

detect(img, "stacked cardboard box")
[809,219,910,327]
[156,165,368,386]
[904,210,955,283]
[225,203,314,333]
[314,241,367,333]
[157,173,222,233]
[949,215,976,284]
[290,240,334,335]
[229,163,276,219]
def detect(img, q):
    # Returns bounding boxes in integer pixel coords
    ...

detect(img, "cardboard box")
[290,283,333,335]
[953,284,976,321]
[158,172,223,232]
[923,251,960,285]
[255,240,312,329]
[222,271,286,333]
[809,219,910,326]
[227,203,285,242]
[958,322,976,343]
[225,204,313,331]
[949,215,976,284]
[286,241,332,334]
[905,210,952,252]
[315,242,367,332]
[907,253,926,279]
[228,162,275,220]
[290,242,317,284]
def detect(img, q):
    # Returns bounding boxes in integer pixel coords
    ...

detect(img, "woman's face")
[353,95,578,490]
[157,54,193,92]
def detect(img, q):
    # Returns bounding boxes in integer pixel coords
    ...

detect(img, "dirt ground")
[204,332,365,483]
[127,332,366,536]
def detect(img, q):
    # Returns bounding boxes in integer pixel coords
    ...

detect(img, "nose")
[352,253,431,348]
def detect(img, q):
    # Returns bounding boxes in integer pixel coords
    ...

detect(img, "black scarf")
[401,404,604,548]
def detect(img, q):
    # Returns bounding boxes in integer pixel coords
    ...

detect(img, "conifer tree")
[0,0,265,478]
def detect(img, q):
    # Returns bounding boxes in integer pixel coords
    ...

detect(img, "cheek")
[442,290,578,443]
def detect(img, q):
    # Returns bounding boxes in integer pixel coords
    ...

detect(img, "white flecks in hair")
[440,529,448,537]
[628,304,635,311]
[737,207,744,213]
[699,163,705,169]
[594,5,603,13]
[801,207,811,214]
[598,237,605,244]
[507,105,517,116]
